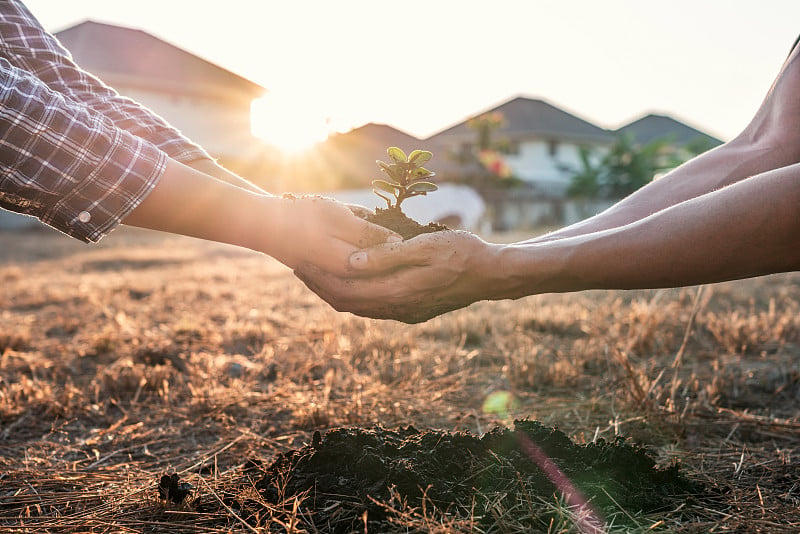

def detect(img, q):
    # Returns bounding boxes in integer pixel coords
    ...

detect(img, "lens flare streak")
[517,433,606,534]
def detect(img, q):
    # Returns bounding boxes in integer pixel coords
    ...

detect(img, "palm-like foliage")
[567,134,685,199]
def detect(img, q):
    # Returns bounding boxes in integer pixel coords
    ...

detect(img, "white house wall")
[505,140,606,196]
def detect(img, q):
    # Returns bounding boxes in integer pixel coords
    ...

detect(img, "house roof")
[427,96,615,144]
[327,123,421,152]
[615,113,723,148]
[317,123,424,188]
[55,20,266,99]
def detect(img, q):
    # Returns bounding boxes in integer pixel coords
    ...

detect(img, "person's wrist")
[250,195,292,261]
[481,243,520,299]
[461,241,518,301]
[489,241,564,300]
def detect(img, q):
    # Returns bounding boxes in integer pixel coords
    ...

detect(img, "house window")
[547,139,559,157]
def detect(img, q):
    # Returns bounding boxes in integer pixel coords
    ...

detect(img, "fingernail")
[350,252,368,268]
[387,235,402,243]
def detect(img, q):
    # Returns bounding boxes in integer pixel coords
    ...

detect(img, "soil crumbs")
[366,207,448,240]
[241,420,695,532]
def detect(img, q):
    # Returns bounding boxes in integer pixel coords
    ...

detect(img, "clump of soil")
[366,206,448,240]
[158,473,194,504]
[255,420,696,532]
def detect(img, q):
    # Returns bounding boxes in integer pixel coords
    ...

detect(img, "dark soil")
[253,420,697,532]
[158,473,194,504]
[366,206,448,240]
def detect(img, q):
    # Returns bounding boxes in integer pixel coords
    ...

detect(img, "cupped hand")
[266,195,399,276]
[294,230,505,323]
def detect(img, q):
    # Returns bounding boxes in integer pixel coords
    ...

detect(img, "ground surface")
[0,226,798,532]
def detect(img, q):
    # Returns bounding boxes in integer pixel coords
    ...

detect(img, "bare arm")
[526,138,782,243]
[123,159,399,275]
[510,164,800,294]
[185,158,270,195]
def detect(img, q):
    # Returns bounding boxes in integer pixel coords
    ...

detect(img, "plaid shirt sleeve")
[0,1,213,164]
[0,56,167,243]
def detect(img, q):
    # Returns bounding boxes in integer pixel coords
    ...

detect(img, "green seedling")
[373,147,438,210]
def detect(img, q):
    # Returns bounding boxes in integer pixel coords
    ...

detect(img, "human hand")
[344,203,374,219]
[264,195,400,276]
[294,230,506,323]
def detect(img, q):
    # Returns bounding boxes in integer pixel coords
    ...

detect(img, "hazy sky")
[23,0,800,142]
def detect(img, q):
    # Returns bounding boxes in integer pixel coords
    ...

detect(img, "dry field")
[0,226,798,533]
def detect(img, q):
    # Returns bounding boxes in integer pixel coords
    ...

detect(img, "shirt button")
[78,211,91,223]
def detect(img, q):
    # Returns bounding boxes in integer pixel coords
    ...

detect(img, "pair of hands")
[281,197,500,323]
[126,162,499,323]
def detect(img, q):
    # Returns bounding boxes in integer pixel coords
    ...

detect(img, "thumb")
[349,239,420,273]
[345,203,373,219]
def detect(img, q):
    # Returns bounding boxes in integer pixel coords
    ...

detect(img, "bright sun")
[251,93,331,154]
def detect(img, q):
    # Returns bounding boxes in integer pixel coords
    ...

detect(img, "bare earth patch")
[0,226,798,532]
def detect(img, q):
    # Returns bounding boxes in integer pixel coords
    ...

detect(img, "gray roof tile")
[427,96,615,144]
[615,113,723,147]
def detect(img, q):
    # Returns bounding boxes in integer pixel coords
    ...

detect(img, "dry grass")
[0,226,798,532]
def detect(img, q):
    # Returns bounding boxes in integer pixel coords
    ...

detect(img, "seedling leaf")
[408,150,432,167]
[372,179,399,194]
[387,147,407,164]
[410,167,435,179]
[377,161,403,183]
[408,181,438,194]
[372,146,437,210]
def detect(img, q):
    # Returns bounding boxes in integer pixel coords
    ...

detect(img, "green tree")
[566,146,602,199]
[567,134,685,199]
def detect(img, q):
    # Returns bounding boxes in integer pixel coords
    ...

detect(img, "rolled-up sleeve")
[0,57,166,242]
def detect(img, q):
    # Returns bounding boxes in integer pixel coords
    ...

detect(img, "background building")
[55,20,267,165]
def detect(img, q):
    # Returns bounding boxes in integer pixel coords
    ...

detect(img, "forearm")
[122,158,280,253]
[123,158,398,275]
[186,158,269,195]
[527,136,787,243]
[499,164,800,297]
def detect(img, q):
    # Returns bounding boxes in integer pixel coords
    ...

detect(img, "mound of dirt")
[254,420,696,532]
[365,206,448,240]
